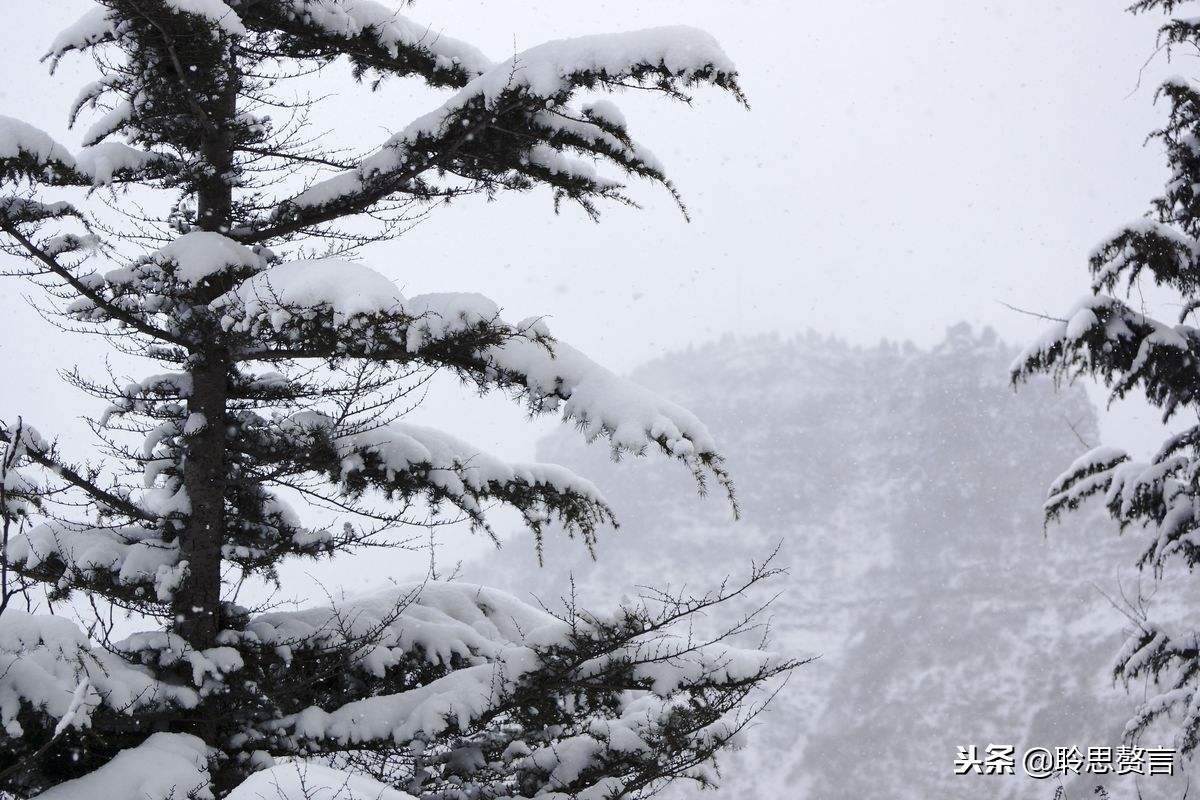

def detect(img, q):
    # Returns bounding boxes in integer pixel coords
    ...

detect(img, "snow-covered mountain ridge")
[465,325,1195,799]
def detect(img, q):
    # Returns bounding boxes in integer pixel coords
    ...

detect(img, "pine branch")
[0,425,152,523]
[0,216,189,347]
[230,108,511,245]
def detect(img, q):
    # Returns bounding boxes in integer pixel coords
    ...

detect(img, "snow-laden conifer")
[1014,0,1200,758]
[0,3,793,797]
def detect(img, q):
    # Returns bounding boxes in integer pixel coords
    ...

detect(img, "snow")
[116,631,246,689]
[1012,294,1130,373]
[0,114,165,185]
[284,630,770,748]
[245,583,569,743]
[501,26,730,94]
[286,655,533,744]
[583,99,628,129]
[52,678,92,737]
[1065,306,1098,340]
[2,418,49,455]
[0,115,75,170]
[35,732,212,800]
[241,581,566,671]
[363,286,719,463]
[6,523,183,600]
[152,231,264,284]
[532,108,664,174]
[517,734,608,790]
[164,0,248,37]
[525,143,618,186]
[324,414,607,515]
[290,26,733,209]
[215,258,721,474]
[1089,218,1198,262]
[75,142,166,186]
[44,6,117,69]
[401,291,502,348]
[1,467,39,518]
[81,99,132,148]
[183,412,208,435]
[1089,219,1198,290]
[0,612,92,737]
[486,333,718,461]
[215,258,404,327]
[1049,446,1129,495]
[255,581,772,749]
[0,611,198,739]
[279,0,491,76]
[227,762,415,800]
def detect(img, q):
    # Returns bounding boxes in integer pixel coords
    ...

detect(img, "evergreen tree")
[1013,0,1200,758]
[0,3,792,798]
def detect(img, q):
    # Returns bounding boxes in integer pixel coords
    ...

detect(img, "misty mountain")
[462,324,1193,799]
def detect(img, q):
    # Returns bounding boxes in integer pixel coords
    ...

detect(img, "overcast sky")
[0,1,1183,593]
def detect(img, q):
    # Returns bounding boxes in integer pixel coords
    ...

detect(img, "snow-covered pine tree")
[0,3,792,798]
[1012,0,1200,758]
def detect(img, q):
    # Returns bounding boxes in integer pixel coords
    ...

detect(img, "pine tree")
[1013,0,1200,758]
[0,3,793,798]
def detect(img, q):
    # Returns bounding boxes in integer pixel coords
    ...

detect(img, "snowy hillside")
[463,325,1194,799]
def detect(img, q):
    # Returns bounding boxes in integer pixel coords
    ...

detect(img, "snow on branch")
[0,116,79,185]
[0,611,199,741]
[212,261,524,371]
[227,762,413,800]
[139,230,265,286]
[476,327,731,497]
[215,257,405,327]
[161,0,248,37]
[61,232,266,340]
[411,291,732,499]
[284,658,531,745]
[216,258,731,501]
[252,577,782,748]
[34,732,212,800]
[240,581,563,672]
[243,26,742,240]
[1088,218,1200,295]
[319,25,735,184]
[239,0,491,87]
[52,0,249,51]
[279,411,615,547]
[0,197,87,231]
[1011,293,1200,416]
[0,420,153,526]
[0,115,173,187]
[1113,623,1200,748]
[1043,445,1132,522]
[44,6,120,71]
[5,522,184,605]
[0,612,96,739]
[1017,295,1200,570]
[75,142,174,186]
[245,567,793,800]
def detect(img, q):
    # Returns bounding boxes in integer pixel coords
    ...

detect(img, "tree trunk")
[174,350,228,648]
[173,50,237,651]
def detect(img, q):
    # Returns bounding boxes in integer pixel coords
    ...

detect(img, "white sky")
[0,1,1185,592]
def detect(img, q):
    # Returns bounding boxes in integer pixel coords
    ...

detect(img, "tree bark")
[173,49,237,650]
[174,351,228,647]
